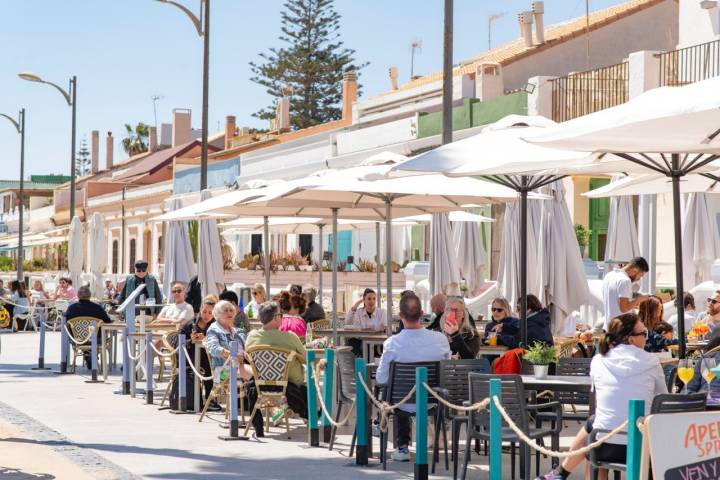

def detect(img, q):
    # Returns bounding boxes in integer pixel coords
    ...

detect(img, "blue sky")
[0,0,629,180]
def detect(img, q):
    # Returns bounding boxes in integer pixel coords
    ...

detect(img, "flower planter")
[532,364,549,379]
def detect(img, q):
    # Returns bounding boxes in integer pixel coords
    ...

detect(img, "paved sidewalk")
[0,330,571,479]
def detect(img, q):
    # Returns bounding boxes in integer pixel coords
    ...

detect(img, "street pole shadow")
[0,467,55,479]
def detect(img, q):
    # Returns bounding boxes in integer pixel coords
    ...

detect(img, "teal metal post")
[489,379,503,480]
[322,348,335,443]
[355,358,368,465]
[306,350,319,446]
[415,367,428,480]
[626,399,645,480]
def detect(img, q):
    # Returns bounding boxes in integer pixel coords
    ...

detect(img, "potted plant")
[574,224,591,258]
[524,342,557,379]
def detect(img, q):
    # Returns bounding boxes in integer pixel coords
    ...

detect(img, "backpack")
[492,348,526,374]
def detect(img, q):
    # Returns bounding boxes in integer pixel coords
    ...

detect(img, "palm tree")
[121,123,150,156]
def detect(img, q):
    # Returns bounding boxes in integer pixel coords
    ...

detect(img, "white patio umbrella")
[67,216,84,289]
[197,189,225,297]
[162,198,197,300]
[452,218,486,294]
[682,193,720,288]
[526,75,720,356]
[603,176,641,264]
[537,181,590,335]
[87,212,107,297]
[429,212,461,295]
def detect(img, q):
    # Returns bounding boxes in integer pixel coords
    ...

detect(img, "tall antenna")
[488,11,506,50]
[151,94,164,129]
[410,38,422,79]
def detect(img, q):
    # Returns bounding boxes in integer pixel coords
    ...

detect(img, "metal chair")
[66,316,105,373]
[379,361,443,471]
[328,348,357,452]
[439,358,491,479]
[587,392,707,480]
[461,373,562,480]
[243,345,296,438]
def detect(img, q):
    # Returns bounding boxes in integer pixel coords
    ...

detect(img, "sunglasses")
[708,298,720,305]
[172,289,183,294]
[135,267,147,272]
[492,308,505,313]
[252,291,260,295]
[629,331,648,339]
[203,300,216,306]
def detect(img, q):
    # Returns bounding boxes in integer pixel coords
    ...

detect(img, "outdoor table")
[100,322,178,380]
[313,329,387,362]
[128,331,165,397]
[521,374,595,413]
[477,345,509,357]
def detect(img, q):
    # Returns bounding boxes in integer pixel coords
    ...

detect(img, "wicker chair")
[160,331,179,407]
[243,345,297,438]
[307,319,331,343]
[198,348,247,424]
[66,316,105,373]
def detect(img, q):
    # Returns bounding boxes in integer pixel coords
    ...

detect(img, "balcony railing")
[550,61,629,122]
[658,38,720,87]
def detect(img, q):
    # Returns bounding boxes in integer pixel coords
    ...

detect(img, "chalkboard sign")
[665,457,720,480]
[645,411,720,479]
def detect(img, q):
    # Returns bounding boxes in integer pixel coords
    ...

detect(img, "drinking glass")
[702,358,717,385]
[677,359,695,392]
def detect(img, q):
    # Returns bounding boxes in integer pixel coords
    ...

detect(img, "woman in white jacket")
[536,312,667,480]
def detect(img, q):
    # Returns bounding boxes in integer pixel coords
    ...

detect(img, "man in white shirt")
[668,292,698,337]
[602,257,649,331]
[695,290,720,331]
[345,288,386,356]
[376,292,451,462]
[156,282,195,325]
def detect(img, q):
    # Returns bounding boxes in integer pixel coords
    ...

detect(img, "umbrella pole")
[520,178,528,347]
[263,216,270,297]
[375,222,381,296]
[318,224,324,310]
[385,200,393,336]
[332,209,338,347]
[671,155,686,358]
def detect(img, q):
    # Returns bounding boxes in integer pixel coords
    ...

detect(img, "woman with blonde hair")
[484,297,520,347]
[442,296,480,359]
[244,283,265,317]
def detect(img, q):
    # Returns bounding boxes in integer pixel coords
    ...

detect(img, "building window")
[251,234,262,256]
[129,238,136,272]
[112,240,119,274]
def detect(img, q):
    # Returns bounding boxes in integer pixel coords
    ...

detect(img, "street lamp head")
[18,72,43,83]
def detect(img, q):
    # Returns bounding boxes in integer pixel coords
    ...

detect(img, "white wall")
[679,0,720,48]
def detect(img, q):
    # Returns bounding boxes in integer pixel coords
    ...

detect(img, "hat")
[134,259,148,268]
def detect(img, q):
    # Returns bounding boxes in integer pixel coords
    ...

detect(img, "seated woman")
[30,280,49,300]
[484,297,520,347]
[9,280,30,329]
[442,296,480,359]
[638,295,679,352]
[53,277,78,301]
[536,312,667,480]
[517,294,554,347]
[687,329,720,394]
[278,292,307,339]
[178,295,218,410]
[204,300,253,382]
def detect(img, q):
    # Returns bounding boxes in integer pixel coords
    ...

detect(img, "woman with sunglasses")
[484,297,520,347]
[53,277,78,301]
[244,283,266,318]
[536,312,666,480]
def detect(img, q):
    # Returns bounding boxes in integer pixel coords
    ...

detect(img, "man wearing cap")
[118,259,163,306]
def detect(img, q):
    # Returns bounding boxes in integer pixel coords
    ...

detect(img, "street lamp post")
[155,0,210,191]
[19,73,77,220]
[0,109,26,281]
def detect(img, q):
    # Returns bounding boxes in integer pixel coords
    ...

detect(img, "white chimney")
[475,62,504,101]
[389,66,399,90]
[172,108,192,147]
[106,131,114,169]
[271,87,291,132]
[148,126,157,152]
[532,1,545,45]
[91,130,99,174]
[518,11,534,48]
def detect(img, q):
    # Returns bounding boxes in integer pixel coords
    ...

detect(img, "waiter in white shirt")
[602,257,649,331]
[345,288,386,356]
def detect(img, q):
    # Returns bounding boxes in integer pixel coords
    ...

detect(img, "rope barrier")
[149,340,178,358]
[491,396,630,458]
[63,324,93,345]
[311,360,356,428]
[181,345,216,381]
[356,372,416,432]
[421,382,490,413]
[126,340,147,361]
[1,298,58,311]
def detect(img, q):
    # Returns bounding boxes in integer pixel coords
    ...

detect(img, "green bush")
[524,342,557,365]
[0,256,12,272]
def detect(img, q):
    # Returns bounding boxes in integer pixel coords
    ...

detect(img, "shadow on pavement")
[0,467,55,479]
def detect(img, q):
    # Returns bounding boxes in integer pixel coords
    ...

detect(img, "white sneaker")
[391,447,410,462]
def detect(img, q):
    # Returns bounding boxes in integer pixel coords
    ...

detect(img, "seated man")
[301,286,325,323]
[245,301,309,437]
[376,292,451,462]
[65,285,112,368]
[156,282,194,325]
